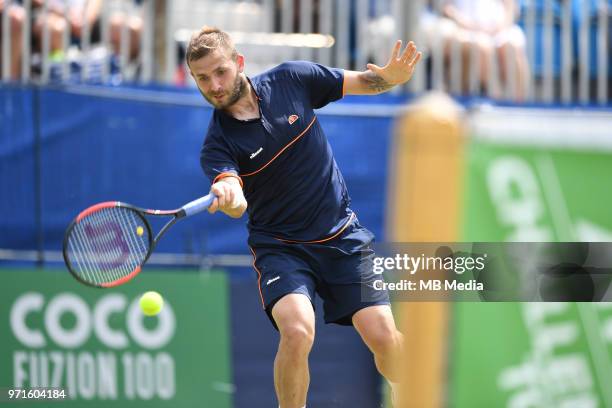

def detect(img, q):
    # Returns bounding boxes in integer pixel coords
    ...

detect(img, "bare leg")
[353,305,403,382]
[271,294,315,408]
[127,15,142,59]
[9,6,25,78]
[110,13,143,60]
[109,13,124,54]
[456,31,473,95]
[512,43,530,102]
[34,13,68,54]
[475,34,495,97]
[497,27,530,102]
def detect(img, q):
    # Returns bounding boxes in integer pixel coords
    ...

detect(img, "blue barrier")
[1,84,395,263]
[0,87,38,248]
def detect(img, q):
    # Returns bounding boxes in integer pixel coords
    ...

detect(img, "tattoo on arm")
[360,71,394,93]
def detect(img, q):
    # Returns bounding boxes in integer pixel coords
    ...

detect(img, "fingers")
[213,182,229,208]
[411,51,423,68]
[397,41,422,71]
[208,180,241,214]
[388,40,421,68]
[225,183,236,208]
[391,40,402,60]
[400,41,417,63]
[207,197,219,214]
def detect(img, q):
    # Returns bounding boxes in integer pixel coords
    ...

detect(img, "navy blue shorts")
[248,218,390,329]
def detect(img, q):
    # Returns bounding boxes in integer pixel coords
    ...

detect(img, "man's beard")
[203,74,247,110]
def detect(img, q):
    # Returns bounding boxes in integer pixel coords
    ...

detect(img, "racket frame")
[63,193,214,288]
[62,202,186,288]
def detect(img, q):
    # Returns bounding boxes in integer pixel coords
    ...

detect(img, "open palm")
[367,40,422,86]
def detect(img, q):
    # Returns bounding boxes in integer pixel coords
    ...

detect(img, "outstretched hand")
[366,40,422,86]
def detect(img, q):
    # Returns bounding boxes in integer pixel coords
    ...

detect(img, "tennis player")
[190,26,421,408]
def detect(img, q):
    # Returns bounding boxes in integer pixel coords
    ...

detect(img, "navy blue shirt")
[200,61,353,242]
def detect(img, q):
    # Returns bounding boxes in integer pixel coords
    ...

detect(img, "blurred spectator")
[422,0,530,100]
[0,0,26,79]
[33,0,142,61]
[32,0,99,59]
[107,1,142,60]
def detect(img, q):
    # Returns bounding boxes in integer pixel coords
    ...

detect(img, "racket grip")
[181,194,215,217]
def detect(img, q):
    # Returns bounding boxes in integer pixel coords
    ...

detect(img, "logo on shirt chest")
[288,114,299,125]
[249,147,263,159]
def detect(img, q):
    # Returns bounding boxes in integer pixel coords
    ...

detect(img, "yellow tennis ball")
[136,226,144,236]
[139,291,163,316]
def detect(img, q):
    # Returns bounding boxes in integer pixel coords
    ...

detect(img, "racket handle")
[181,194,215,217]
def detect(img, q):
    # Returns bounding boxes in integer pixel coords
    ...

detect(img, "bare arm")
[343,70,395,95]
[343,40,422,95]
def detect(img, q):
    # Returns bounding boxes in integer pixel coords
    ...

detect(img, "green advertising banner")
[0,269,231,407]
[452,108,612,408]
[463,142,612,243]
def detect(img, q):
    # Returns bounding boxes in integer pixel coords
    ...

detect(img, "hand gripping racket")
[63,194,215,288]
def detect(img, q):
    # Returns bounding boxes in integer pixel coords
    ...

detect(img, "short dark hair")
[186,26,237,66]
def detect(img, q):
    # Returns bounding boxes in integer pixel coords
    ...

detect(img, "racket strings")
[70,209,129,282]
[72,211,126,283]
[66,207,150,285]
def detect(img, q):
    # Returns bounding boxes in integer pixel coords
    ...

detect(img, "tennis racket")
[62,194,215,288]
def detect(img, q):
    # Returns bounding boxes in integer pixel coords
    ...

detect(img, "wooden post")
[387,92,465,408]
